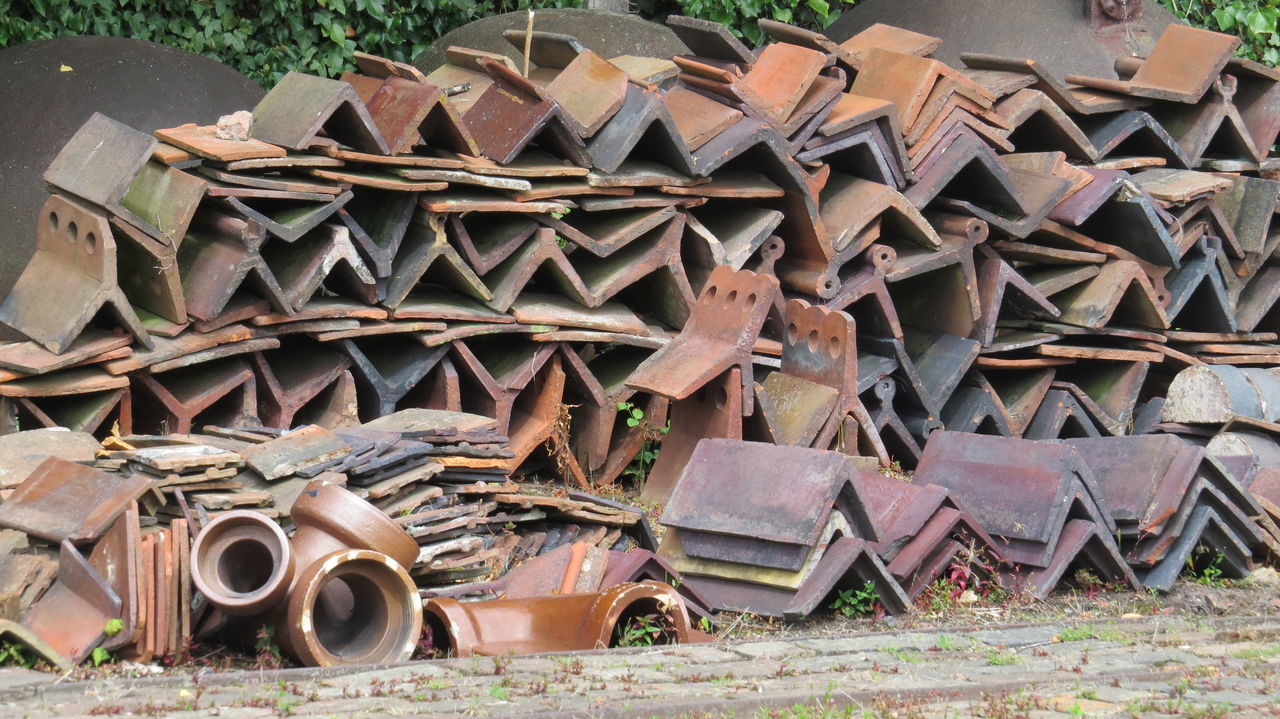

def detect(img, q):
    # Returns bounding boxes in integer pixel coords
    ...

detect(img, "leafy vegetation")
[613,611,678,646]
[0,0,581,86]
[1158,1,1280,65]
[617,400,668,489]
[1,0,1272,93]
[829,580,880,617]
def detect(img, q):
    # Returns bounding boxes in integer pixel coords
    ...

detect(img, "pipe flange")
[190,510,294,616]
[284,549,423,667]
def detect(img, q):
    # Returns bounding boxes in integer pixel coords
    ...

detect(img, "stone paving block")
[787,653,875,674]
[794,634,908,653]
[971,626,1060,647]
[1186,689,1277,706]
[729,640,814,660]
[590,666,674,683]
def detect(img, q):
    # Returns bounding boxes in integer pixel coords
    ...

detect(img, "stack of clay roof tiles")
[1,16,1280,665]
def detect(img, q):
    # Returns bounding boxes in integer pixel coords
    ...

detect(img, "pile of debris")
[1,15,1280,668]
[0,409,696,668]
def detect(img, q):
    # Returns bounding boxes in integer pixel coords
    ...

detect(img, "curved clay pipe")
[191,484,421,666]
[422,582,692,657]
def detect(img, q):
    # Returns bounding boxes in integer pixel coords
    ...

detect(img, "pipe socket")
[280,549,422,668]
[423,582,692,657]
[191,484,422,666]
[190,510,293,616]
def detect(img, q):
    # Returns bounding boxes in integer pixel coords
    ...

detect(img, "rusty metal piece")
[481,220,681,313]
[1053,361,1150,435]
[852,47,994,132]
[115,158,207,247]
[588,84,695,175]
[664,86,742,151]
[251,71,389,154]
[945,164,1073,240]
[155,123,286,162]
[1225,57,1280,157]
[0,194,151,354]
[1022,388,1103,439]
[733,43,828,128]
[823,176,940,262]
[638,368,743,504]
[424,581,692,656]
[1137,504,1251,591]
[337,190,417,279]
[463,58,587,165]
[1070,185,1177,269]
[941,374,1015,437]
[0,382,132,439]
[501,353,569,471]
[599,549,714,622]
[0,329,131,377]
[837,22,942,68]
[110,216,187,325]
[1066,434,1201,538]
[0,457,147,544]
[799,121,907,190]
[0,620,71,670]
[982,368,1056,437]
[1064,25,1240,104]
[975,257,1060,346]
[1163,239,1236,333]
[131,358,257,435]
[1048,168,1127,226]
[537,204,678,257]
[21,540,120,664]
[769,300,887,460]
[858,472,1005,597]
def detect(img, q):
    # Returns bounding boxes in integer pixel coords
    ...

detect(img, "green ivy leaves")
[0,0,859,87]
[1161,0,1280,66]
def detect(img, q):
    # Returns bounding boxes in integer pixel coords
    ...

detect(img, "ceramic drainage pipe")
[422,582,692,657]
[192,485,422,666]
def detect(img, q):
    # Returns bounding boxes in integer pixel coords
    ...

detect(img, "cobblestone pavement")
[1,615,1278,718]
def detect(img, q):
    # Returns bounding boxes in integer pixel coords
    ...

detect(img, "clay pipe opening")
[283,549,422,667]
[190,510,293,616]
[422,582,692,657]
